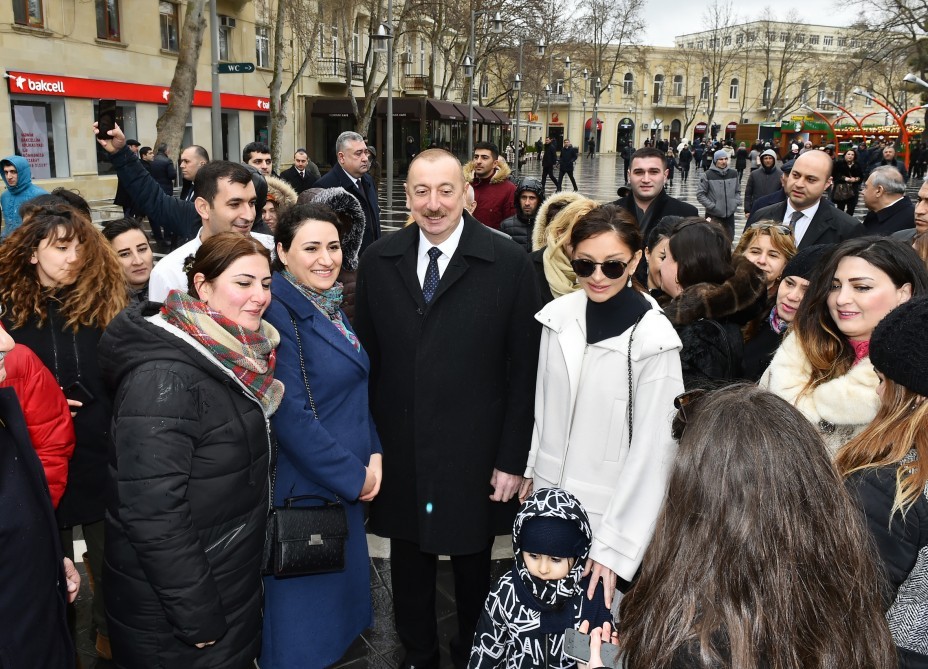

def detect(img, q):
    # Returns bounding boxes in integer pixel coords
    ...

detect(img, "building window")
[700,76,710,101]
[696,40,703,49]
[763,79,772,106]
[653,74,664,103]
[352,19,360,62]
[256,26,269,67]
[672,74,684,96]
[13,0,43,26]
[864,94,872,107]
[747,31,756,42]
[160,2,179,51]
[686,41,694,49]
[95,0,120,40]
[837,37,847,47]
[623,72,634,96]
[779,32,788,42]
[735,33,744,45]
[795,33,805,44]
[11,98,70,178]
[823,35,833,46]
[723,35,731,46]
[729,78,739,100]
[817,83,827,107]
[809,34,820,45]
[219,26,230,60]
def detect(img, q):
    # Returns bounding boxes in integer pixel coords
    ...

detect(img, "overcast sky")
[640,0,851,46]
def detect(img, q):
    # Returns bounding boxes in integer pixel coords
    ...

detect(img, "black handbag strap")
[284,494,340,508]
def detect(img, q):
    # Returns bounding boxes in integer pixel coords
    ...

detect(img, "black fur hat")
[310,187,366,271]
[870,297,928,397]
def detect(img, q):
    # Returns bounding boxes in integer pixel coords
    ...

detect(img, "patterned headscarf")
[512,488,592,608]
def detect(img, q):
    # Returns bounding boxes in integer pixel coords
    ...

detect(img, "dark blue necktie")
[422,247,442,304]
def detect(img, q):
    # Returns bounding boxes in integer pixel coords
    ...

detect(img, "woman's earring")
[627,277,632,288]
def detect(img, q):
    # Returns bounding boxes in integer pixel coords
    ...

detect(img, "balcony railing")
[313,58,366,81]
[652,94,694,108]
[404,75,429,91]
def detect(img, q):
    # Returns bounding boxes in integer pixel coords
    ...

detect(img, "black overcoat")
[354,214,542,555]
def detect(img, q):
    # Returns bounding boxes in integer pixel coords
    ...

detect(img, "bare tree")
[570,0,645,98]
[750,9,820,121]
[665,46,704,138]
[155,0,208,159]
[692,0,746,134]
[266,0,324,171]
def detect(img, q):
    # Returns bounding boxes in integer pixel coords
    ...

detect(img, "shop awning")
[490,109,511,124]
[427,100,464,120]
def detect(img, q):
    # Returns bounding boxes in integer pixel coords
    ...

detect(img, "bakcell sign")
[6,71,270,112]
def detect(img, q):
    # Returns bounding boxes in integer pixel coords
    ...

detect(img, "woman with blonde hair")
[839,297,928,668]
[530,195,598,302]
[733,221,796,297]
[0,200,128,660]
[761,237,928,455]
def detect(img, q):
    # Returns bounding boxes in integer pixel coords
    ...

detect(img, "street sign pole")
[210,0,222,160]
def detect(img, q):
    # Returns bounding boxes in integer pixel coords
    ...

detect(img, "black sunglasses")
[570,258,629,279]
[671,389,707,441]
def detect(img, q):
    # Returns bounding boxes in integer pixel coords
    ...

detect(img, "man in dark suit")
[614,147,698,240]
[353,149,541,669]
[750,150,865,249]
[278,148,319,193]
[861,165,915,236]
[314,131,381,253]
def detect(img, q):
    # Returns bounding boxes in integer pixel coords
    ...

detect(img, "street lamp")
[511,37,546,176]
[904,73,928,90]
[466,10,503,159]
[370,18,394,210]
[590,75,602,156]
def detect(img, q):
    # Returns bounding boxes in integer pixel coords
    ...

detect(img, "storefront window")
[10,98,69,178]
[255,113,269,144]
[95,102,137,175]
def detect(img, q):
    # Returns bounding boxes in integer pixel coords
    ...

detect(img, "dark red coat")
[465,160,516,230]
[0,343,75,508]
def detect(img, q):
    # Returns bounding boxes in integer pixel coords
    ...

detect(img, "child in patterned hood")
[468,488,612,669]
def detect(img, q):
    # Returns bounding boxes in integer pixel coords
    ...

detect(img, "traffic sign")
[218,63,255,74]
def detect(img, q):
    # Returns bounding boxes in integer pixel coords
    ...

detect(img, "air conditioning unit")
[400,51,412,64]
[219,15,236,28]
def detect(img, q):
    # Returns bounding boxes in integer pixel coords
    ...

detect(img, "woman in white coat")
[519,203,684,608]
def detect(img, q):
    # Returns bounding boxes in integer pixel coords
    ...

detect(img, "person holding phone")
[0,197,128,661]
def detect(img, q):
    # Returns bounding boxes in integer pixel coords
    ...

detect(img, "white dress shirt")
[416,217,465,287]
[783,199,822,245]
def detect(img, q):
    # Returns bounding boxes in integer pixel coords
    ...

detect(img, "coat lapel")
[377,224,426,308]
[800,203,836,248]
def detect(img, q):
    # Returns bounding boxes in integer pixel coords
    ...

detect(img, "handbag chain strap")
[288,311,318,420]
[626,313,644,447]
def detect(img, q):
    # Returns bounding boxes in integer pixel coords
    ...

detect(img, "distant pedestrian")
[558,140,579,191]
[541,137,559,193]
[586,136,595,159]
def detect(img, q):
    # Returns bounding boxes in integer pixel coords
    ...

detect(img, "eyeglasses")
[753,223,792,236]
[570,258,629,279]
[671,389,707,441]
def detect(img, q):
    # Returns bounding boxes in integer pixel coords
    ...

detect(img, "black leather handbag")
[262,310,348,577]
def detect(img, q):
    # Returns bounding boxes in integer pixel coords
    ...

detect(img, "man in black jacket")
[314,131,381,253]
[557,139,579,191]
[861,166,915,236]
[149,143,176,196]
[541,136,559,193]
[354,149,540,669]
[750,150,865,249]
[278,149,319,193]
[614,147,698,241]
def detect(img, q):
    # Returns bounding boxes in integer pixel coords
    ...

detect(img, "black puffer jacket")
[99,302,270,669]
[2,295,110,528]
[661,256,766,390]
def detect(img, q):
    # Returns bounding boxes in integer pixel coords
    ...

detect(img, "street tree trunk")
[155,0,208,160]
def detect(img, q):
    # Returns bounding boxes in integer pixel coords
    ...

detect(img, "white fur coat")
[759,332,879,456]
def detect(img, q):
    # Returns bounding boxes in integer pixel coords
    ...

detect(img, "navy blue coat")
[314,164,381,254]
[260,273,382,668]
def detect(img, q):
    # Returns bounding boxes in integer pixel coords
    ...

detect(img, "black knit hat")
[781,244,833,282]
[870,297,928,397]
[519,516,587,558]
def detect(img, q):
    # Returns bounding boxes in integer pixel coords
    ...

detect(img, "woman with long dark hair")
[659,218,766,389]
[618,384,896,668]
[100,233,280,668]
[0,201,128,660]
[839,297,928,668]
[761,237,928,454]
[260,203,382,667]
[520,204,683,606]
[833,148,864,215]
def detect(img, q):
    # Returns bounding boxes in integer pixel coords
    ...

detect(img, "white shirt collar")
[417,215,465,262]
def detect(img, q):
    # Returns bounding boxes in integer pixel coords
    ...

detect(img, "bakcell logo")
[15,77,66,94]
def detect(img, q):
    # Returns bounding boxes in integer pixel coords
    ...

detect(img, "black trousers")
[559,168,577,191]
[541,166,559,192]
[391,537,493,669]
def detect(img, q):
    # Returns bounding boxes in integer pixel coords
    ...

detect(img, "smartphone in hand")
[97,99,118,136]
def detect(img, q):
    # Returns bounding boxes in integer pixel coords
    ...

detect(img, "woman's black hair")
[569,204,642,253]
[272,203,344,272]
[646,216,681,251]
[668,217,733,288]
[101,217,146,243]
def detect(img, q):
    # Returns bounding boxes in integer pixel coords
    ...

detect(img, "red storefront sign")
[6,71,270,112]
[695,122,708,134]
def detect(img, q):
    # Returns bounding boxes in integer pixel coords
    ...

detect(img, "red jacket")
[0,344,75,507]
[465,160,516,230]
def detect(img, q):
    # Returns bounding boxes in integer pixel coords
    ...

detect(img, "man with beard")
[501,178,545,252]
[464,141,516,230]
[744,149,782,218]
[614,147,697,242]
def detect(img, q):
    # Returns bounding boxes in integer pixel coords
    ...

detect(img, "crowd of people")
[0,121,926,669]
